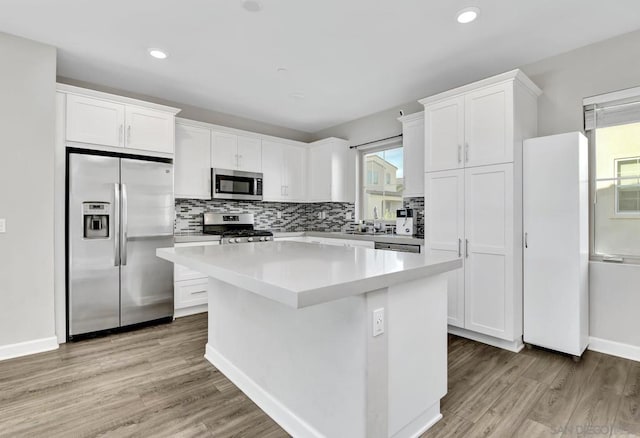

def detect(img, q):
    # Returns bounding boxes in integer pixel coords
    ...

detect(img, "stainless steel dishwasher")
[374,242,421,253]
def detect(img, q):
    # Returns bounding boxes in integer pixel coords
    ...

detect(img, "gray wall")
[314,28,640,350]
[0,33,57,347]
[57,77,313,143]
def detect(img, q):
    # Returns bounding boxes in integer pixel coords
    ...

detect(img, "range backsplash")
[175,199,355,234]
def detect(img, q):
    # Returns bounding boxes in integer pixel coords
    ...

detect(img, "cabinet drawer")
[175,279,208,309]
[175,264,207,282]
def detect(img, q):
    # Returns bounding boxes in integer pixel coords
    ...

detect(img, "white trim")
[391,402,442,438]
[57,83,181,114]
[583,85,640,106]
[0,337,59,362]
[65,141,174,159]
[205,344,324,438]
[588,337,640,362]
[447,326,524,353]
[173,305,208,319]
[398,111,424,124]
[418,69,541,106]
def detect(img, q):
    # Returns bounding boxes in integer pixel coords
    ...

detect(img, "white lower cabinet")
[425,163,521,349]
[174,241,219,317]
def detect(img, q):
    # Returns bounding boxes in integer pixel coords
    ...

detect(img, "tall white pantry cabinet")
[421,70,542,352]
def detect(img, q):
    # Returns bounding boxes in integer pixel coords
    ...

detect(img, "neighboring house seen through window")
[360,145,404,221]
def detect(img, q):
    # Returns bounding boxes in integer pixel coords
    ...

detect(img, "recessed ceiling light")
[148,48,168,59]
[456,7,480,24]
[242,0,262,12]
[290,92,305,99]
[277,67,289,74]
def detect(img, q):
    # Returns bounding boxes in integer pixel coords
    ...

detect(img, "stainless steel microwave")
[212,168,263,201]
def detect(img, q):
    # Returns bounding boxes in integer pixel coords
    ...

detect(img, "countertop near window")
[174,231,425,245]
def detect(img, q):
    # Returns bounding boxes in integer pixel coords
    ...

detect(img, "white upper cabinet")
[125,106,175,154]
[211,131,238,169]
[399,112,425,197]
[66,94,125,148]
[175,123,211,199]
[61,85,179,155]
[307,138,354,203]
[464,83,513,167]
[424,97,464,173]
[261,139,307,202]
[420,70,541,172]
[211,131,262,172]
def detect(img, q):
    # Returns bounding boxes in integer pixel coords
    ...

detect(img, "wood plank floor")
[1,314,639,438]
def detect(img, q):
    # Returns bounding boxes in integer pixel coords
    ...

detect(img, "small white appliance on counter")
[395,208,416,236]
[523,132,589,360]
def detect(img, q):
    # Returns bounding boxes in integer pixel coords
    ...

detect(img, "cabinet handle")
[119,125,124,145]
[465,143,469,162]
[127,125,132,144]
[457,145,462,163]
[458,238,462,257]
[465,239,469,258]
[524,232,528,249]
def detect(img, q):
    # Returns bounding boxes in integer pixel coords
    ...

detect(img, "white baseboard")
[588,337,640,362]
[0,336,59,361]
[391,402,441,438]
[448,326,524,353]
[174,305,208,319]
[205,344,324,438]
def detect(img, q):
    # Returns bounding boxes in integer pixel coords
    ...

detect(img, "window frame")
[355,137,404,223]
[614,156,640,216]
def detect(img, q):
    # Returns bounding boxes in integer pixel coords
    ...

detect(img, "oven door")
[212,168,263,201]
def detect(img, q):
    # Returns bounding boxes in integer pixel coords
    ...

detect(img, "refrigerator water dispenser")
[83,202,110,239]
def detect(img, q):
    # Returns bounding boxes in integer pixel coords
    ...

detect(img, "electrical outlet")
[276,211,282,219]
[372,308,385,337]
[0,218,5,233]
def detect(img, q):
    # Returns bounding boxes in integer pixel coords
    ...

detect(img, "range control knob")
[248,237,254,242]
[227,239,235,244]
[265,236,272,241]
[260,237,266,242]
[235,238,242,243]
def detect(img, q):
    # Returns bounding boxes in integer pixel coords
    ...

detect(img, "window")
[615,157,640,214]
[360,144,404,221]
[585,90,640,260]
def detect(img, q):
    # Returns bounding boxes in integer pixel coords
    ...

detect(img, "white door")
[261,140,285,201]
[464,164,514,340]
[464,83,513,167]
[284,145,306,201]
[402,117,425,197]
[174,124,211,199]
[425,170,465,327]
[125,106,174,153]
[308,144,332,201]
[211,131,238,170]
[66,94,125,147]
[237,136,262,172]
[424,96,464,172]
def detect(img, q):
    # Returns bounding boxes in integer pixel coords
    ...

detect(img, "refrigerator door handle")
[121,183,128,266]
[114,183,120,266]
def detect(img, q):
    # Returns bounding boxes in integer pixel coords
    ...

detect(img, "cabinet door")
[125,106,175,153]
[211,131,238,170]
[424,97,464,172]
[307,145,332,201]
[237,136,262,172]
[464,164,514,340]
[261,140,285,201]
[66,94,125,147]
[402,117,425,197]
[175,124,211,199]
[464,83,513,167]
[425,170,465,327]
[284,145,307,201]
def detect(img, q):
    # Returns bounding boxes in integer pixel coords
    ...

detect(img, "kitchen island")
[157,241,461,438]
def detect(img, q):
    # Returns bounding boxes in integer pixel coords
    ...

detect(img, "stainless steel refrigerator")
[68,151,174,339]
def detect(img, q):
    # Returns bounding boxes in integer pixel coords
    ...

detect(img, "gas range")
[202,213,273,245]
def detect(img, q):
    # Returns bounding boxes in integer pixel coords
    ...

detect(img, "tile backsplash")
[175,199,355,234]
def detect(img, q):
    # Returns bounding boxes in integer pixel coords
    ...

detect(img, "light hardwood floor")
[1,314,638,437]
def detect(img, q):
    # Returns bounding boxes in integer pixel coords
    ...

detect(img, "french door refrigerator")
[68,150,174,339]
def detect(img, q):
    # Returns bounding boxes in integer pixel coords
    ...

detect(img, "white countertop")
[158,241,460,309]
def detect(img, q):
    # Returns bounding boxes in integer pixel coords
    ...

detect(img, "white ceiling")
[1,1,640,133]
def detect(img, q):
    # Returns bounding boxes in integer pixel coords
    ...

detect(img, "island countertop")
[157,241,461,309]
